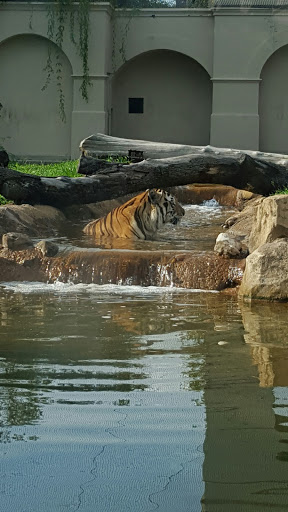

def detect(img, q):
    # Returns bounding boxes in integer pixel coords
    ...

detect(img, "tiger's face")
[149,189,185,226]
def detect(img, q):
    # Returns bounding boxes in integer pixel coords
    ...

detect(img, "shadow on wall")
[259,43,288,155]
[0,34,73,161]
[111,49,212,145]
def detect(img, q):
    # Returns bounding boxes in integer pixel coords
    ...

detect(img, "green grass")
[275,188,288,194]
[0,156,130,205]
[0,160,80,205]
[10,160,79,178]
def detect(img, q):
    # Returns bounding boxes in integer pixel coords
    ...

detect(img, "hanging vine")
[43,0,91,122]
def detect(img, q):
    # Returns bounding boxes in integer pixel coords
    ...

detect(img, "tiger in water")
[83,188,185,240]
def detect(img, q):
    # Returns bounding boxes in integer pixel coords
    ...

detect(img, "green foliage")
[44,0,91,121]
[0,195,10,206]
[43,0,209,119]
[105,155,131,163]
[9,160,79,178]
[0,157,130,205]
[275,187,288,195]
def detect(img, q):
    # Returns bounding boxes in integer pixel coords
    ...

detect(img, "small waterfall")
[42,249,245,291]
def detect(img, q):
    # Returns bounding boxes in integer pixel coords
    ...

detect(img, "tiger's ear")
[148,189,162,205]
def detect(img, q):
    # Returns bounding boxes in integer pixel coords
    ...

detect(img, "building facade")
[1,1,288,160]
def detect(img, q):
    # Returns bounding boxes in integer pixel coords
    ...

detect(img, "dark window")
[129,98,144,114]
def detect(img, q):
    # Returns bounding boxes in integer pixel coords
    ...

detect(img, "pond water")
[1,201,288,511]
[46,200,236,252]
[0,283,288,512]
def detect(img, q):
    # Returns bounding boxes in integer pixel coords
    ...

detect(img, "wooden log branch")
[78,147,288,197]
[80,133,288,168]
[0,152,288,208]
[1,135,288,208]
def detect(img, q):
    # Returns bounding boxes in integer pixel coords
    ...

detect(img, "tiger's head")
[148,189,185,226]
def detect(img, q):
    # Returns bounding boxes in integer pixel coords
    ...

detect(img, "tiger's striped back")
[83,189,185,240]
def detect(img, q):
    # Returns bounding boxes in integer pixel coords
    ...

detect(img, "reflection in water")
[0,284,288,511]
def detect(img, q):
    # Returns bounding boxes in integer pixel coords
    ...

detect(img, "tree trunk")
[80,133,288,167]
[0,135,288,208]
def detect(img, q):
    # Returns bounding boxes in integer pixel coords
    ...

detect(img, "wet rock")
[2,232,34,250]
[0,204,67,238]
[249,195,288,253]
[45,249,245,290]
[239,238,288,301]
[214,232,249,259]
[36,240,59,257]
[173,184,257,207]
[0,249,46,282]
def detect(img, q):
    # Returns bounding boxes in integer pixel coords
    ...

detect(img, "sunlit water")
[0,282,288,512]
[41,201,235,252]
[1,202,288,511]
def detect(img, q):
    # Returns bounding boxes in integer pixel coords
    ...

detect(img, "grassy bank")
[0,157,130,205]
[11,160,79,178]
[0,160,80,205]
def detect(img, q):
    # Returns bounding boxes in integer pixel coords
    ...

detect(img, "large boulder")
[249,195,288,253]
[239,238,288,301]
[0,204,67,238]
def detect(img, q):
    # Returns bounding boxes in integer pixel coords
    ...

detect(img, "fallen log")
[0,153,288,208]
[80,133,288,167]
[78,149,288,197]
[0,136,288,207]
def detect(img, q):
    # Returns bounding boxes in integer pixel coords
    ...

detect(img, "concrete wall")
[0,34,73,160]
[111,49,212,145]
[1,2,288,160]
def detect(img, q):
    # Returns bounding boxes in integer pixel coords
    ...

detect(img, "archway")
[0,34,73,160]
[111,50,212,145]
[259,44,288,154]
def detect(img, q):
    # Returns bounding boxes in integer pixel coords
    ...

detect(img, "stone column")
[210,78,261,151]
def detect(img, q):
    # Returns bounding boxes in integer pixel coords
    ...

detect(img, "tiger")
[83,188,185,240]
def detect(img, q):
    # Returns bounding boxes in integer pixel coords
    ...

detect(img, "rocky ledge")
[0,184,287,301]
[215,193,288,301]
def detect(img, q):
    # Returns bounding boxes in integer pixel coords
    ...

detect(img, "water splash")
[0,281,218,296]
[202,198,220,207]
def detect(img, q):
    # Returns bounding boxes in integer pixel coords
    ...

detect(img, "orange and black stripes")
[83,189,185,241]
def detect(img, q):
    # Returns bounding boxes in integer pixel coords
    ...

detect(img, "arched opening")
[0,34,73,160]
[259,44,288,154]
[111,50,212,145]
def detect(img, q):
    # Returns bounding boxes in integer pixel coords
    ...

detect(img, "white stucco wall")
[1,2,288,159]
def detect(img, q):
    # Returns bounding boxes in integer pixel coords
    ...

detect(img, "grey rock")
[2,232,34,250]
[36,240,59,257]
[214,232,249,259]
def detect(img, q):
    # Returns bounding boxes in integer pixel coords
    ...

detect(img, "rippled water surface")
[46,201,236,252]
[1,283,288,512]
